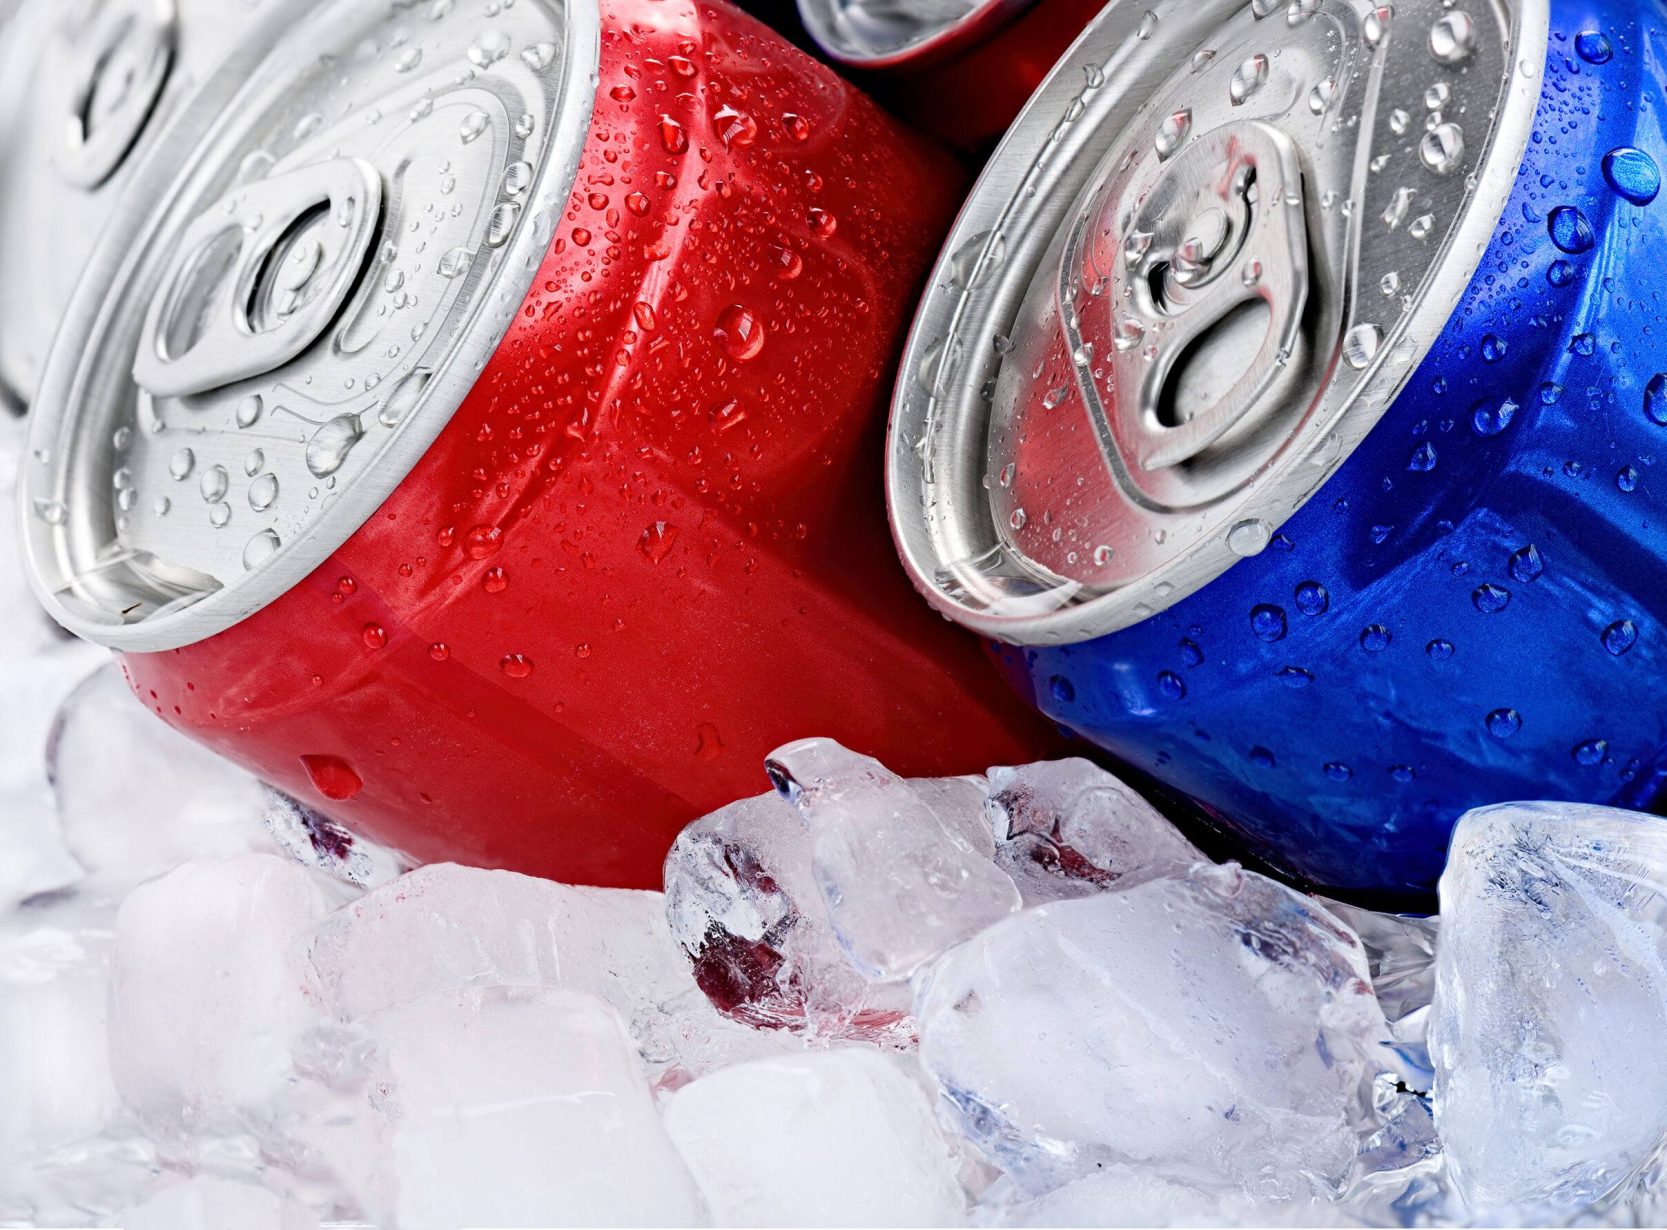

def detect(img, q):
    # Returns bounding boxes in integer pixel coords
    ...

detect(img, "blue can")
[887,0,1662,903]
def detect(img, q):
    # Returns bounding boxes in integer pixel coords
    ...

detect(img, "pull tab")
[134,158,384,399]
[56,1,176,190]
[1081,120,1312,483]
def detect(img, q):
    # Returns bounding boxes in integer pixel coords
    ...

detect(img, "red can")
[20,0,1056,887]
[795,0,1108,149]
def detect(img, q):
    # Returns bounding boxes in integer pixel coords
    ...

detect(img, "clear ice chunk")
[123,1176,320,1230]
[985,758,1202,904]
[308,863,794,1084]
[765,738,1020,980]
[662,1048,967,1227]
[50,664,276,890]
[367,986,706,1229]
[108,855,346,1146]
[916,863,1392,1200]
[978,1165,1342,1227]
[1431,802,1667,1216]
[663,791,914,1045]
[260,786,404,889]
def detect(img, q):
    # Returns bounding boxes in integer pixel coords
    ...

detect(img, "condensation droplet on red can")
[430,642,450,662]
[658,116,689,154]
[337,577,357,596]
[626,191,650,216]
[639,521,680,563]
[633,302,658,331]
[610,84,635,102]
[668,54,697,77]
[782,112,811,142]
[302,754,363,801]
[769,245,803,280]
[695,722,725,760]
[465,525,503,559]
[483,567,508,594]
[362,623,388,650]
[500,653,533,679]
[713,104,757,147]
[808,208,838,238]
[714,305,766,361]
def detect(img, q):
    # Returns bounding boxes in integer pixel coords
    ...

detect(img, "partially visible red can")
[795,0,1107,149]
[20,0,1057,887]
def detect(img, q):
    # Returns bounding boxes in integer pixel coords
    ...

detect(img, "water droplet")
[243,529,280,570]
[1428,12,1476,64]
[1136,9,1158,38]
[503,160,533,197]
[1229,54,1269,105]
[1277,666,1313,688]
[1420,123,1464,175]
[658,115,688,154]
[1508,544,1543,583]
[1157,671,1186,701]
[247,473,279,512]
[1575,30,1613,64]
[307,414,364,478]
[1618,465,1640,492]
[1602,619,1638,656]
[236,395,264,429]
[714,305,766,362]
[500,653,534,679]
[1547,206,1595,255]
[1426,638,1455,660]
[438,246,474,280]
[520,41,557,70]
[1359,624,1392,652]
[1407,442,1437,472]
[468,31,509,67]
[209,502,232,528]
[1155,109,1192,159]
[32,498,66,525]
[713,104,758,148]
[1049,675,1075,704]
[465,525,503,560]
[1486,708,1521,738]
[379,368,432,428]
[1287,0,1319,24]
[198,465,229,504]
[1572,738,1608,766]
[1250,604,1288,642]
[301,754,362,801]
[1343,323,1382,369]
[1472,583,1511,614]
[1645,374,1667,426]
[639,521,679,563]
[361,624,387,651]
[459,111,489,144]
[170,448,196,480]
[1308,79,1335,115]
[1323,761,1353,782]
[1093,545,1115,566]
[1604,147,1661,205]
[1294,581,1329,616]
[486,202,520,248]
[1480,334,1507,363]
[395,46,422,73]
[1227,520,1272,556]
[1472,397,1518,436]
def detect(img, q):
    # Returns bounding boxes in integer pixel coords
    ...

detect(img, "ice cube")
[108,854,346,1146]
[979,1166,1341,1227]
[985,758,1202,904]
[662,1048,966,1227]
[663,791,913,1045]
[0,894,124,1201]
[916,863,1392,1200]
[369,986,706,1229]
[765,738,1020,980]
[50,664,276,889]
[309,863,793,1084]
[261,787,404,889]
[1320,898,1438,1088]
[123,1176,319,1230]
[1430,802,1667,1216]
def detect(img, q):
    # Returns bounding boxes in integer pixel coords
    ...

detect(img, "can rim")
[796,0,1036,70]
[20,0,603,654]
[885,0,1548,647]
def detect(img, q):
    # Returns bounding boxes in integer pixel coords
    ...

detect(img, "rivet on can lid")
[887,0,1547,645]
[796,0,1036,69]
[20,0,602,652]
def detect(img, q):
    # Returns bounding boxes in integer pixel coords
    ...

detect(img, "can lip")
[796,0,1037,70]
[20,0,603,655]
[886,0,1548,647]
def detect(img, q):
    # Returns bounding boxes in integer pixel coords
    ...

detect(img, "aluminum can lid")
[887,0,1545,645]
[0,0,305,410]
[20,0,600,653]
[796,0,1036,68]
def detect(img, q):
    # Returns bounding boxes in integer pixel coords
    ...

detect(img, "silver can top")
[796,0,1035,68]
[0,0,308,412]
[888,0,1544,645]
[20,0,599,653]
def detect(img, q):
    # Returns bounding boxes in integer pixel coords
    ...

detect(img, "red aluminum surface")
[119,0,1059,888]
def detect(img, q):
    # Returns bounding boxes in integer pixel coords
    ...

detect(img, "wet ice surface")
[4,422,1667,1230]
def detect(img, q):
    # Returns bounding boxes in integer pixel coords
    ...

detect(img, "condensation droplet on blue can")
[1277,666,1313,688]
[1250,604,1288,643]
[1645,374,1667,426]
[1157,671,1186,701]
[1426,638,1455,660]
[1602,619,1639,656]
[1323,761,1352,781]
[1572,738,1608,766]
[1547,205,1595,254]
[1575,30,1613,64]
[1407,442,1437,472]
[1486,708,1522,738]
[1471,396,1518,436]
[1359,624,1391,652]
[1603,146,1661,206]
[1480,334,1507,362]
[1178,638,1204,668]
[1472,583,1511,614]
[1049,675,1075,704]
[1294,581,1329,616]
[1508,544,1544,582]
[1570,333,1597,357]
